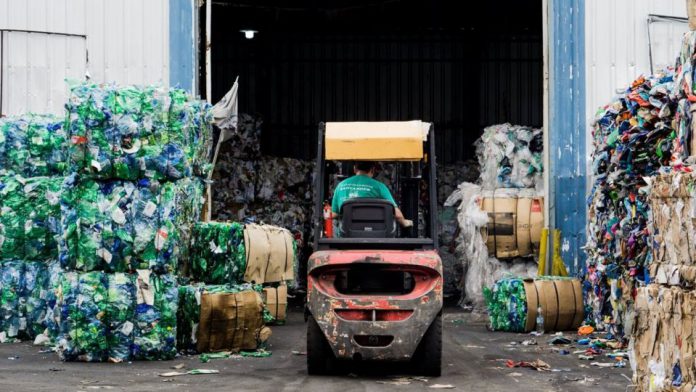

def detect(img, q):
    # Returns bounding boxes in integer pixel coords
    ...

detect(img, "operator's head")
[354,161,377,177]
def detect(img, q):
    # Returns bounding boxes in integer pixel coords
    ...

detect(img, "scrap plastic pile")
[437,161,479,296]
[0,115,67,177]
[672,31,696,166]
[0,174,63,260]
[58,175,204,274]
[65,83,213,181]
[585,70,676,337]
[190,222,246,284]
[475,124,543,190]
[212,155,315,234]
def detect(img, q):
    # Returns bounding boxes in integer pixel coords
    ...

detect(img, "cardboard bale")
[480,188,544,259]
[648,172,696,287]
[244,224,295,284]
[630,284,696,391]
[177,283,272,353]
[262,285,288,324]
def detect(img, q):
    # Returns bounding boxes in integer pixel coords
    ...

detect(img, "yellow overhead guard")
[324,121,430,161]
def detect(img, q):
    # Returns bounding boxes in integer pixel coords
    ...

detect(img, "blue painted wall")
[549,0,587,274]
[169,0,196,93]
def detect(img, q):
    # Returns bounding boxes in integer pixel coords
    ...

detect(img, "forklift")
[306,121,443,376]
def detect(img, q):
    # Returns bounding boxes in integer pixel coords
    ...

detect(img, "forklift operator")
[331,161,414,228]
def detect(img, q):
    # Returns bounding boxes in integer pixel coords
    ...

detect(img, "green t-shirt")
[331,174,396,214]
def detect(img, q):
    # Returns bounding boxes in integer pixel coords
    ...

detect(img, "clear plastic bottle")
[535,306,545,335]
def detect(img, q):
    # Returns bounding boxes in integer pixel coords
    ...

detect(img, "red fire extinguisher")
[323,202,333,238]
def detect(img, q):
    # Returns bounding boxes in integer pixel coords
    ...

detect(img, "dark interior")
[334,264,415,295]
[209,0,543,163]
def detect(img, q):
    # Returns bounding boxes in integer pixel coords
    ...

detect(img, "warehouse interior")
[209,0,543,163]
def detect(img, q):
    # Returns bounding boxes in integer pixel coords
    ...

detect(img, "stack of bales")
[29,82,211,362]
[0,115,67,343]
[177,221,295,353]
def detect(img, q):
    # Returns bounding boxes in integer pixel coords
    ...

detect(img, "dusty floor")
[0,307,632,392]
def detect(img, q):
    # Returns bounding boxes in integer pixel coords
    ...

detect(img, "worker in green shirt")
[331,161,413,228]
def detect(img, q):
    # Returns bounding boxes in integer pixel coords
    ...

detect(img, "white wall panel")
[586,0,688,123]
[0,0,169,116]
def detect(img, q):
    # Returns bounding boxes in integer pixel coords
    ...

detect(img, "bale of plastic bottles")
[484,277,584,332]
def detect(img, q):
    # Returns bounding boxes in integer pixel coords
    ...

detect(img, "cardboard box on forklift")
[244,224,295,284]
[263,285,288,324]
[480,188,544,259]
[324,121,429,161]
[196,289,269,353]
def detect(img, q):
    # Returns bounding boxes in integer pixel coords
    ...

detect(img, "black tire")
[307,315,337,375]
[412,313,442,377]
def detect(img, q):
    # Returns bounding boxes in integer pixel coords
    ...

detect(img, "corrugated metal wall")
[213,29,543,163]
[585,0,687,138]
[0,0,170,115]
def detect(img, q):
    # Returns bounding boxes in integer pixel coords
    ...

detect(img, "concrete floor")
[0,308,632,392]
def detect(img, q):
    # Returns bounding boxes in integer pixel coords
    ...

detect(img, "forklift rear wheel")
[412,313,442,377]
[307,315,337,375]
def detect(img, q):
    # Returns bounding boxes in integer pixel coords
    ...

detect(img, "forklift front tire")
[307,315,337,375]
[412,313,442,377]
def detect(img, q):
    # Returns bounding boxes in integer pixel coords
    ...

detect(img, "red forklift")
[306,121,443,376]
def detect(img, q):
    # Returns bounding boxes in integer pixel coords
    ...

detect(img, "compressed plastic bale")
[38,260,63,345]
[56,271,109,362]
[60,177,203,274]
[484,278,528,332]
[0,114,67,177]
[0,174,63,261]
[65,82,212,181]
[190,222,246,284]
[0,260,25,342]
[176,282,204,353]
[106,272,136,363]
[22,261,50,339]
[475,124,543,190]
[174,178,206,276]
[132,271,178,360]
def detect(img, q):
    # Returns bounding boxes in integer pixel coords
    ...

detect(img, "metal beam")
[547,0,587,274]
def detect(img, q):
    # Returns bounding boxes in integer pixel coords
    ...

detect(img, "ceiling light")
[240,30,257,39]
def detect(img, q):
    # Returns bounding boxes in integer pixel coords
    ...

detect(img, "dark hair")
[354,161,377,172]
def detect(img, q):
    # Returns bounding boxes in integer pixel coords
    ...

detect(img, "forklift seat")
[340,198,396,238]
